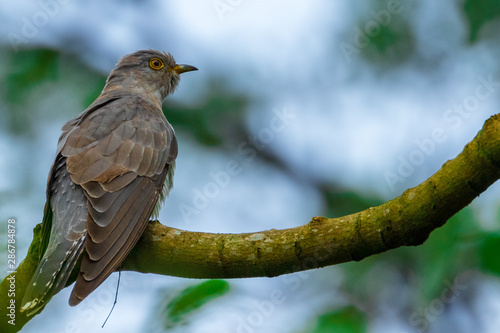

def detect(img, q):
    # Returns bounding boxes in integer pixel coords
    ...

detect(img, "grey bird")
[21,50,197,315]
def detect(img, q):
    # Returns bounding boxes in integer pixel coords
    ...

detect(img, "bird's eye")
[149,58,164,70]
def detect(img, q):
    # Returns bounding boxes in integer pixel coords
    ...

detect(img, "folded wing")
[60,95,177,305]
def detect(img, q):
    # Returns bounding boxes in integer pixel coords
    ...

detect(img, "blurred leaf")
[464,0,500,43]
[82,76,107,107]
[163,279,230,329]
[3,49,59,134]
[1,47,114,136]
[418,208,479,300]
[340,207,479,309]
[164,80,249,146]
[479,233,500,276]
[361,19,414,67]
[5,49,59,105]
[397,207,478,305]
[323,188,383,218]
[354,0,415,67]
[307,306,367,333]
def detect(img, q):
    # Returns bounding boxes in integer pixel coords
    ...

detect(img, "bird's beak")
[172,64,198,74]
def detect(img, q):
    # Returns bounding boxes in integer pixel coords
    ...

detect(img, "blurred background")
[1,0,500,332]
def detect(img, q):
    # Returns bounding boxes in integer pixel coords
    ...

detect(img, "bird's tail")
[20,202,85,316]
[21,156,87,316]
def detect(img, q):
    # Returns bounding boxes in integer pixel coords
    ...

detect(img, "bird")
[20,50,197,316]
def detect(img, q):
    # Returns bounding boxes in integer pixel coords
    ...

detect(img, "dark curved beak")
[173,64,198,74]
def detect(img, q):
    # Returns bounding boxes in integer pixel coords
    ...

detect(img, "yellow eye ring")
[149,58,164,70]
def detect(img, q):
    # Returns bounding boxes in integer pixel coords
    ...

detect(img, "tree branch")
[2,114,499,332]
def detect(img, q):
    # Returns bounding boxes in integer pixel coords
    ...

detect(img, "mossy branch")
[2,114,499,332]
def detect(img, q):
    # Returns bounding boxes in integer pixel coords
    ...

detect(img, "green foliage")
[3,49,59,134]
[357,0,415,67]
[414,208,478,302]
[464,0,500,42]
[164,82,249,146]
[479,233,500,276]
[162,280,230,329]
[323,188,384,218]
[307,306,367,333]
[5,49,59,105]
[340,207,480,312]
[0,48,109,136]
[362,21,414,67]
[82,76,107,107]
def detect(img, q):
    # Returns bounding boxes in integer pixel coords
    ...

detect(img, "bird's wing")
[60,95,177,305]
[21,153,88,316]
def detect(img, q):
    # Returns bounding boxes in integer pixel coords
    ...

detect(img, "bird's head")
[104,49,197,102]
